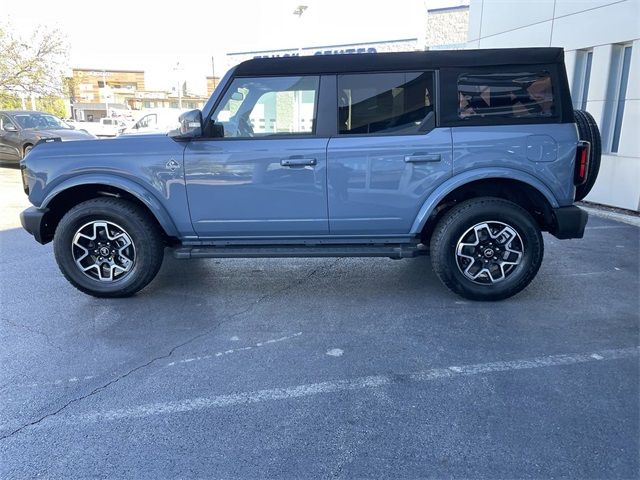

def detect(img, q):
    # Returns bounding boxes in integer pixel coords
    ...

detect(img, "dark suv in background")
[0,110,95,164]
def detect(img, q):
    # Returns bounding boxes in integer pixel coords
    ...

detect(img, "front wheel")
[54,198,164,298]
[430,197,544,301]
[23,144,33,159]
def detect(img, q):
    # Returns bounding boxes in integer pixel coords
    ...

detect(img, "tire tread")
[430,197,543,301]
[53,197,164,298]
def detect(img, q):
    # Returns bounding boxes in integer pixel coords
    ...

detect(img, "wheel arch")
[40,176,179,243]
[412,169,559,242]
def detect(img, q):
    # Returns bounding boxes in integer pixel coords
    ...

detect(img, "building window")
[573,49,593,110]
[338,72,434,135]
[606,44,633,153]
[458,71,555,120]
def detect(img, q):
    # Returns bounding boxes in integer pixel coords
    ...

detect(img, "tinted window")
[0,114,15,131]
[212,76,319,138]
[458,72,555,120]
[338,72,434,135]
[12,113,71,130]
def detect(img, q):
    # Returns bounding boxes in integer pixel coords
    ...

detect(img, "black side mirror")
[170,109,202,139]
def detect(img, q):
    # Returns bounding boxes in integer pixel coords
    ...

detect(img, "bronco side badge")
[166,159,180,172]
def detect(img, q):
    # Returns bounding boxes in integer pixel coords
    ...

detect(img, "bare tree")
[0,23,68,97]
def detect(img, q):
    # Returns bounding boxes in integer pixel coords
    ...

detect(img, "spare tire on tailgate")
[573,109,601,201]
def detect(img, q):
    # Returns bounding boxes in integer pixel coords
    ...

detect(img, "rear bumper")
[20,206,50,244]
[551,205,588,239]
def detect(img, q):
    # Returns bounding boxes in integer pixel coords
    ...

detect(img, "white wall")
[468,0,640,211]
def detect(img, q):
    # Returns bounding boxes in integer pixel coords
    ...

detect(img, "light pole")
[292,5,308,131]
[173,61,183,109]
[103,70,109,118]
[292,5,308,56]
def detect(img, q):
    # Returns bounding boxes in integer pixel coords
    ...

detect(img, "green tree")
[0,23,68,97]
[36,96,67,118]
[0,92,22,109]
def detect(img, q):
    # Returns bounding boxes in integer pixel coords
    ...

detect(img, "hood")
[24,132,182,165]
[38,128,97,141]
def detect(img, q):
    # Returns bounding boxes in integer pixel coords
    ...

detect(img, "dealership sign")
[226,38,418,67]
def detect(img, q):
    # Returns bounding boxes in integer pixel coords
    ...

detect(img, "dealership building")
[468,0,640,211]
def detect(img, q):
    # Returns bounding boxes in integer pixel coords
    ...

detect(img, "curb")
[579,204,640,227]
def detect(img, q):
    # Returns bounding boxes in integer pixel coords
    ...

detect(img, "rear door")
[327,71,452,234]
[184,75,330,237]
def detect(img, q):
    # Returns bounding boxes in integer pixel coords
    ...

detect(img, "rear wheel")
[430,197,543,301]
[573,109,601,201]
[54,198,164,298]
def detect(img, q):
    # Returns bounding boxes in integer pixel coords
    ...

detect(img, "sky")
[4,0,464,94]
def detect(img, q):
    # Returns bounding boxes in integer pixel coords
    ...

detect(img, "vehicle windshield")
[11,113,71,130]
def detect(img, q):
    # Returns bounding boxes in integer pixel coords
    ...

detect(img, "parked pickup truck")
[20,48,600,300]
[73,117,127,137]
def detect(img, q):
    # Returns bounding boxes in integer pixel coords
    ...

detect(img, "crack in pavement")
[0,259,340,441]
[1,318,64,353]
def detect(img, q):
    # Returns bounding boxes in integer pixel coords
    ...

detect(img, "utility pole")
[103,70,109,117]
[173,61,183,109]
[211,56,216,91]
[293,5,308,56]
[292,6,308,131]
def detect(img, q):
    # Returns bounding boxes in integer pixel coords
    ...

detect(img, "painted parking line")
[166,332,303,367]
[73,346,638,424]
[5,333,302,392]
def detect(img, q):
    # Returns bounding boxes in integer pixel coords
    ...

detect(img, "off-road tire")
[430,197,544,301]
[54,198,164,298]
[573,109,601,201]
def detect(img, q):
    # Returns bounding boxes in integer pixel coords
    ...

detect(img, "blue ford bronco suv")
[20,48,600,301]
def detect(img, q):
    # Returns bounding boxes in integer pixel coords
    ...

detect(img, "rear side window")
[338,72,434,135]
[457,71,555,120]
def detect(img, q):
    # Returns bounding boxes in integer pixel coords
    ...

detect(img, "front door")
[0,114,22,162]
[184,75,329,237]
[327,71,452,234]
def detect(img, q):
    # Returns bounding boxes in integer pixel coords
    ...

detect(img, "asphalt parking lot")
[0,165,638,479]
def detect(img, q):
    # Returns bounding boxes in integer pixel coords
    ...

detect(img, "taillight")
[574,141,590,186]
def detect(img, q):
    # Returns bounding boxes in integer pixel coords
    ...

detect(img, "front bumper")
[20,206,50,244]
[551,205,588,239]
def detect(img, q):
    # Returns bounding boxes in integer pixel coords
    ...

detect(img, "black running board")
[172,244,425,259]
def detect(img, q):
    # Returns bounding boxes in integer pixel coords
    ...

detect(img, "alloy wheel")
[71,220,136,282]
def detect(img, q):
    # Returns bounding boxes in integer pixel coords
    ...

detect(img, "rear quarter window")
[458,71,555,120]
[337,72,435,135]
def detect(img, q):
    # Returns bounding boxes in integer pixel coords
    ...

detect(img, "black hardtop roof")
[234,48,565,76]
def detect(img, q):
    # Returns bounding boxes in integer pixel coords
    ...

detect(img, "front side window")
[0,114,15,131]
[458,71,555,120]
[136,114,157,129]
[338,72,434,135]
[12,113,71,130]
[212,76,319,138]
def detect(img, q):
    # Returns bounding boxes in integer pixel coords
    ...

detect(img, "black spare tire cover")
[573,109,602,201]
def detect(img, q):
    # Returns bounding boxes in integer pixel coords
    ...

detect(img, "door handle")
[280,158,317,167]
[404,153,441,163]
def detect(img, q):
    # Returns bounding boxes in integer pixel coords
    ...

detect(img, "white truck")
[121,109,189,136]
[72,118,127,137]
